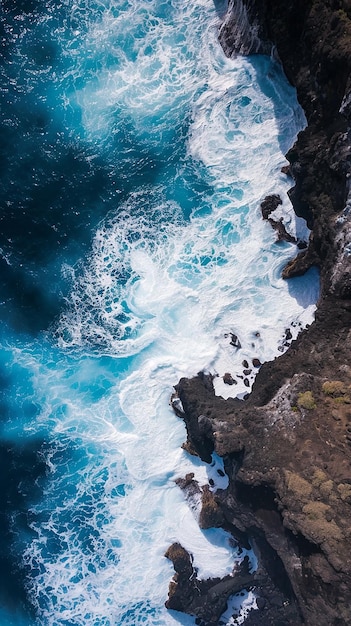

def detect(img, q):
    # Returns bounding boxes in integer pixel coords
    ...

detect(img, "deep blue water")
[0,1,319,625]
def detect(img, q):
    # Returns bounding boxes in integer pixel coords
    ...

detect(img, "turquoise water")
[0,1,319,624]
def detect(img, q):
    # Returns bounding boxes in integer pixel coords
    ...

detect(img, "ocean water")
[0,1,319,625]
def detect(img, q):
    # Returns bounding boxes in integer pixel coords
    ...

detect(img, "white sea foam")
[56,10,317,396]
[68,0,220,152]
[13,344,245,626]
[2,0,320,624]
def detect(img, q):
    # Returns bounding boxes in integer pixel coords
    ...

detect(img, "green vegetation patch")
[322,380,346,397]
[285,471,312,498]
[297,391,316,410]
[303,501,329,521]
[337,483,351,503]
[322,380,351,403]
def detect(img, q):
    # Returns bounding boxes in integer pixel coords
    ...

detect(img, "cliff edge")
[166,1,351,625]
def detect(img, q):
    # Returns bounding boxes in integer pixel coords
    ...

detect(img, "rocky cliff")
[166,1,351,625]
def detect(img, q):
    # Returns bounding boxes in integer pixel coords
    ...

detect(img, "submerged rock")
[228,332,241,348]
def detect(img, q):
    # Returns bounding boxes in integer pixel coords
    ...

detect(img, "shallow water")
[0,0,319,624]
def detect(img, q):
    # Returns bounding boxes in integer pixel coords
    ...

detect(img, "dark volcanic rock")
[229,332,241,348]
[220,0,351,297]
[267,217,297,244]
[165,545,265,626]
[174,302,351,624]
[166,2,351,625]
[223,372,236,385]
[261,194,300,245]
[199,484,226,529]
[174,473,225,528]
[260,194,282,219]
[281,242,319,278]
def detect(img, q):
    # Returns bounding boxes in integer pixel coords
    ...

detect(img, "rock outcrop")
[165,543,264,626]
[165,1,351,625]
[220,0,351,291]
[172,303,351,624]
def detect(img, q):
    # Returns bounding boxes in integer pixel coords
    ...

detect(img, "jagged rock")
[165,543,194,581]
[282,245,320,278]
[268,217,297,244]
[223,372,236,385]
[173,296,351,625]
[218,0,271,56]
[284,328,292,341]
[165,545,265,626]
[175,473,226,528]
[221,0,351,292]
[330,199,351,297]
[281,163,292,176]
[260,194,282,220]
[170,392,185,417]
[260,195,298,243]
[167,2,351,625]
[229,332,241,348]
[199,485,226,529]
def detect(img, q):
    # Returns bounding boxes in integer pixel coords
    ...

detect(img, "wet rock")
[199,485,225,529]
[281,164,291,176]
[260,192,300,245]
[167,1,351,624]
[165,545,264,625]
[252,358,262,368]
[285,328,292,341]
[170,392,185,417]
[297,239,308,250]
[223,372,236,385]
[165,543,194,579]
[175,473,195,488]
[175,471,226,529]
[268,217,297,244]
[260,194,282,220]
[282,246,320,279]
[173,297,351,625]
[229,333,241,348]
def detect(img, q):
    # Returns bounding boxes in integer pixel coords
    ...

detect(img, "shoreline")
[166,1,351,624]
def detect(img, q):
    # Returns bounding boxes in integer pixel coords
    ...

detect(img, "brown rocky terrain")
[165,1,351,625]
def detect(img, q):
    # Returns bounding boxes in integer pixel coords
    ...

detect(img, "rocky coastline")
[165,1,351,625]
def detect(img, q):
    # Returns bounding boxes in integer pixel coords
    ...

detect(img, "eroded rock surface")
[221,0,351,293]
[165,543,265,626]
[166,1,351,624]
[173,297,351,623]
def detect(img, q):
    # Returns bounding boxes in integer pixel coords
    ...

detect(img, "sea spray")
[0,0,319,624]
